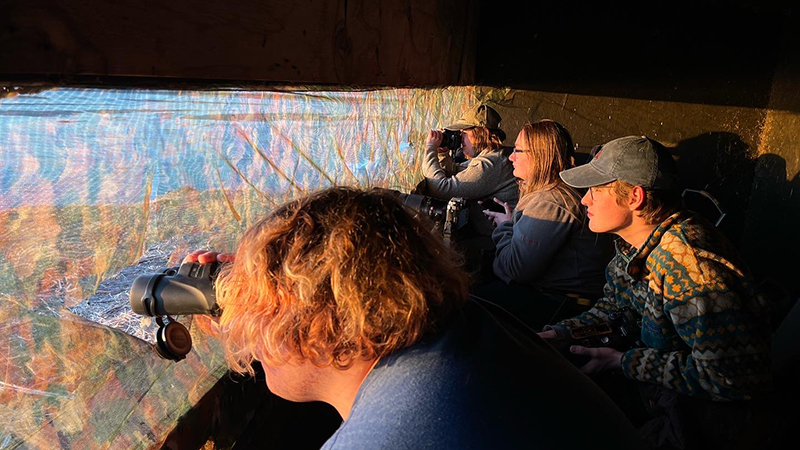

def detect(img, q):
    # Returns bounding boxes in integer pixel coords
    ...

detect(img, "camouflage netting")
[0,86,479,449]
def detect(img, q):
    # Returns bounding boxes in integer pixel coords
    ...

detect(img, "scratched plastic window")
[0,86,475,449]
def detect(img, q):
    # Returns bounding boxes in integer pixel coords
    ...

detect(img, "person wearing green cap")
[422,104,518,236]
[539,135,772,448]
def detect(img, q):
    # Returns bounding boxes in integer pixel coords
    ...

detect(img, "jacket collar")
[614,211,686,278]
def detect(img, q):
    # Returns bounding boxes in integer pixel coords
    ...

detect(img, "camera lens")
[441,130,462,150]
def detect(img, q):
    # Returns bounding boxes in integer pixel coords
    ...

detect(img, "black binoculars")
[129,261,223,361]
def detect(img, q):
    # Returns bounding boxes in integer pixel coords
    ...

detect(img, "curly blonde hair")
[214,187,469,375]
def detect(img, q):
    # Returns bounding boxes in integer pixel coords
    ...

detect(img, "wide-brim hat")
[444,104,502,131]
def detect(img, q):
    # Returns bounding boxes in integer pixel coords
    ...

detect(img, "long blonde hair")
[517,120,581,209]
[466,126,504,153]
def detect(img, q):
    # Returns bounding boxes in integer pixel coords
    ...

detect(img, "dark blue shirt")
[321,297,642,449]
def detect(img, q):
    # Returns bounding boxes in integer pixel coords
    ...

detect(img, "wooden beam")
[0,0,476,86]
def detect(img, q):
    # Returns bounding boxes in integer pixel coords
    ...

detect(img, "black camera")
[380,189,469,246]
[440,130,466,163]
[129,261,223,361]
[440,129,462,151]
[548,309,643,367]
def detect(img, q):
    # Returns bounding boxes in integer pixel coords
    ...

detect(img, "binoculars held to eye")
[129,261,223,361]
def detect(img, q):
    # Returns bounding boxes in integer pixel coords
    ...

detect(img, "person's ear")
[628,185,646,211]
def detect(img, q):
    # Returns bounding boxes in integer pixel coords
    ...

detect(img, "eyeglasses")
[512,148,527,154]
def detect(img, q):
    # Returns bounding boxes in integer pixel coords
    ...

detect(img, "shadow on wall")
[671,132,756,246]
[670,133,799,294]
[741,154,800,295]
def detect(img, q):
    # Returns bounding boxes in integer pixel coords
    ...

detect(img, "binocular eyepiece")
[129,261,223,361]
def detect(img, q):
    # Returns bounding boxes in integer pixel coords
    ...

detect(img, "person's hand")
[570,346,623,374]
[426,129,446,152]
[183,250,234,338]
[537,329,557,340]
[183,250,235,264]
[482,197,512,227]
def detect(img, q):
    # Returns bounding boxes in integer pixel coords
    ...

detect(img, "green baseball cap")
[444,104,502,131]
[559,136,677,189]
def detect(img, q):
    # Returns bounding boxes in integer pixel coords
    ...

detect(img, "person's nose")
[581,189,592,207]
[509,152,516,162]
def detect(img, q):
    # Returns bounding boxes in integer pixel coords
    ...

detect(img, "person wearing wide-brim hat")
[422,104,518,236]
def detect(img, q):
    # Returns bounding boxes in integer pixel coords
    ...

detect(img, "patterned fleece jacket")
[554,212,772,401]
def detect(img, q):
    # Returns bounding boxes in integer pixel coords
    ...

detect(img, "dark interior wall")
[0,0,477,86]
[476,0,793,111]
[741,57,800,291]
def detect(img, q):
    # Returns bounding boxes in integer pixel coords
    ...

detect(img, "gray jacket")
[491,188,611,297]
[422,145,518,236]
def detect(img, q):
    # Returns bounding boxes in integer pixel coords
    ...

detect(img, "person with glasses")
[481,120,612,325]
[423,104,518,236]
[539,136,772,449]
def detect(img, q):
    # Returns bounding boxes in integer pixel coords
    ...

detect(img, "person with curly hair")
[187,187,641,449]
